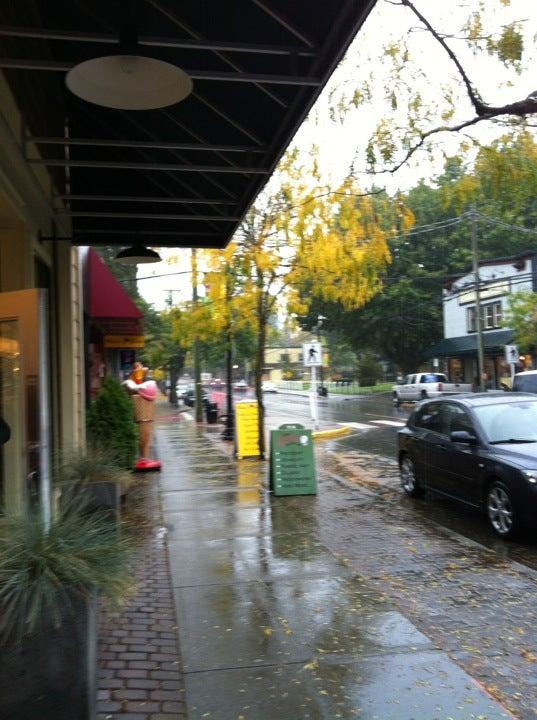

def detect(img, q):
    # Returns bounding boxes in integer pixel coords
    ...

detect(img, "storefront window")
[448,358,463,382]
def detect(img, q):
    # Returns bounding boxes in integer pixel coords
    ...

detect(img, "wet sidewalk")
[157,419,512,720]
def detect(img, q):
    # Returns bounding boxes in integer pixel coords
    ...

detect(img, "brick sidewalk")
[97,458,187,719]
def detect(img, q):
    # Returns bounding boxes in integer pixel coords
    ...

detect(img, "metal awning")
[0,0,375,248]
[424,330,513,359]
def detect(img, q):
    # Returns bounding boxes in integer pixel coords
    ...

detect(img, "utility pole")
[191,248,203,422]
[222,263,234,441]
[471,208,486,392]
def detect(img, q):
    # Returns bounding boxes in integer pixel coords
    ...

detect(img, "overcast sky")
[139,0,537,310]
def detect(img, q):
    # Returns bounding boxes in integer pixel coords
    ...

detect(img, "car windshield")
[474,401,537,443]
[513,375,537,394]
[422,374,446,383]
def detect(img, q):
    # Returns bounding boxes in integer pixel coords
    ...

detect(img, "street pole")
[471,208,486,392]
[222,264,234,441]
[315,315,326,394]
[316,326,324,390]
[310,364,319,429]
[191,248,203,422]
[222,332,234,440]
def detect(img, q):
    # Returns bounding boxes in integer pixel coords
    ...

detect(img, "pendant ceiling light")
[66,0,192,110]
[113,244,162,264]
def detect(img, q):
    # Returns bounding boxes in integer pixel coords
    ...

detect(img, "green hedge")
[87,377,137,470]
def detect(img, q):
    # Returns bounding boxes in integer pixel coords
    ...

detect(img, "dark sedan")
[182,387,209,407]
[398,393,537,539]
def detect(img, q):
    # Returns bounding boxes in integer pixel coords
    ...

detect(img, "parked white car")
[393,372,473,406]
[261,381,278,393]
[512,370,537,394]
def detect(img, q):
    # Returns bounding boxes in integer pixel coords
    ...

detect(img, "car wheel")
[486,481,519,539]
[393,393,401,407]
[420,390,428,400]
[400,455,424,497]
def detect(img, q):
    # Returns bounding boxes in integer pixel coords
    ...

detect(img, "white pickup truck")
[392,373,473,406]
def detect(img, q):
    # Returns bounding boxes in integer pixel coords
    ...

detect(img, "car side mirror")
[450,430,477,445]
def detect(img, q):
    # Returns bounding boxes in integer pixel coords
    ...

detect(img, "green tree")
[357,352,384,386]
[139,305,186,404]
[505,291,537,354]
[303,132,537,371]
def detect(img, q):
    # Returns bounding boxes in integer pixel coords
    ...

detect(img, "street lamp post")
[222,262,235,441]
[315,315,327,396]
[222,334,234,441]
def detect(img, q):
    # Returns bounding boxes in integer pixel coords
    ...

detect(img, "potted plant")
[0,495,132,720]
[55,446,134,523]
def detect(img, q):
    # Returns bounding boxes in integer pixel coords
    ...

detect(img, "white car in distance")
[262,381,278,393]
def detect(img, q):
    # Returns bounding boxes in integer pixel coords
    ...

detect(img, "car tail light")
[437,382,443,391]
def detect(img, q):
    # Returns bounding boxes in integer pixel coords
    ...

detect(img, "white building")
[427,251,536,388]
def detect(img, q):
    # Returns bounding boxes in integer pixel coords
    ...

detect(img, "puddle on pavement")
[185,650,510,720]
[174,576,427,674]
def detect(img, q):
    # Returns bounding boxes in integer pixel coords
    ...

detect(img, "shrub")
[87,377,137,470]
[357,352,384,387]
[0,494,133,641]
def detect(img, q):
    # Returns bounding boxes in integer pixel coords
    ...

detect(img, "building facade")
[264,334,329,384]
[427,252,537,388]
[0,73,85,516]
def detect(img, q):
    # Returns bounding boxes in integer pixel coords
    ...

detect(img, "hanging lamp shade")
[65,0,192,110]
[66,55,192,110]
[113,244,162,265]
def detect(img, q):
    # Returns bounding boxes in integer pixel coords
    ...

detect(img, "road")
[260,390,537,719]
[264,390,537,573]
[263,390,407,457]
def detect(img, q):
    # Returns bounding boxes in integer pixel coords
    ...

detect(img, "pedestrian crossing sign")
[303,341,322,367]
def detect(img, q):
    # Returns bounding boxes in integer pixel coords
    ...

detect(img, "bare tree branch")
[400,0,486,115]
[372,0,537,173]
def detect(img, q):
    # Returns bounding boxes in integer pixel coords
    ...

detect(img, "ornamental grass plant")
[55,446,134,494]
[0,493,133,642]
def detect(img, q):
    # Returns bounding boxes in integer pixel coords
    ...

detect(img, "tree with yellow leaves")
[232,150,397,456]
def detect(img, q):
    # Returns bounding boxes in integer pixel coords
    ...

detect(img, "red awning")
[87,249,143,335]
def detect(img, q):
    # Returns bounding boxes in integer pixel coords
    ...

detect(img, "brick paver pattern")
[97,477,187,720]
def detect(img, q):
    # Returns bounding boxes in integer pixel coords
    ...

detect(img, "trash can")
[206,401,219,424]
[317,385,328,397]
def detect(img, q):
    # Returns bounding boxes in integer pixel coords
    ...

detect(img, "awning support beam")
[55,211,241,221]
[30,136,266,153]
[28,158,269,174]
[0,58,320,85]
[250,0,315,48]
[0,25,315,56]
[54,194,232,204]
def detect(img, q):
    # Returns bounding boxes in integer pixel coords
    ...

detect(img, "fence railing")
[276,380,392,395]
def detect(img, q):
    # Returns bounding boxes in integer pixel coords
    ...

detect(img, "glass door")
[0,289,50,518]
[0,318,23,513]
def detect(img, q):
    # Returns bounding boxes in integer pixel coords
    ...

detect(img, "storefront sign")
[103,335,145,349]
[458,280,509,305]
[235,401,260,459]
[269,423,317,496]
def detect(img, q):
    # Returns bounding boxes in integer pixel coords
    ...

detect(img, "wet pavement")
[156,418,515,720]
[263,392,408,458]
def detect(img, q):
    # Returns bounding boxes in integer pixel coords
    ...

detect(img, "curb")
[312,426,352,441]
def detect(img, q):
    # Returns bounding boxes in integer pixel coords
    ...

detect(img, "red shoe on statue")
[134,458,162,472]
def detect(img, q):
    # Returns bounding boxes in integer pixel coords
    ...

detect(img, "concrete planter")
[84,480,121,524]
[0,593,98,720]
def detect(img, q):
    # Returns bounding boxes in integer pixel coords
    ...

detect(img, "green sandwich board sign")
[269,423,317,496]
